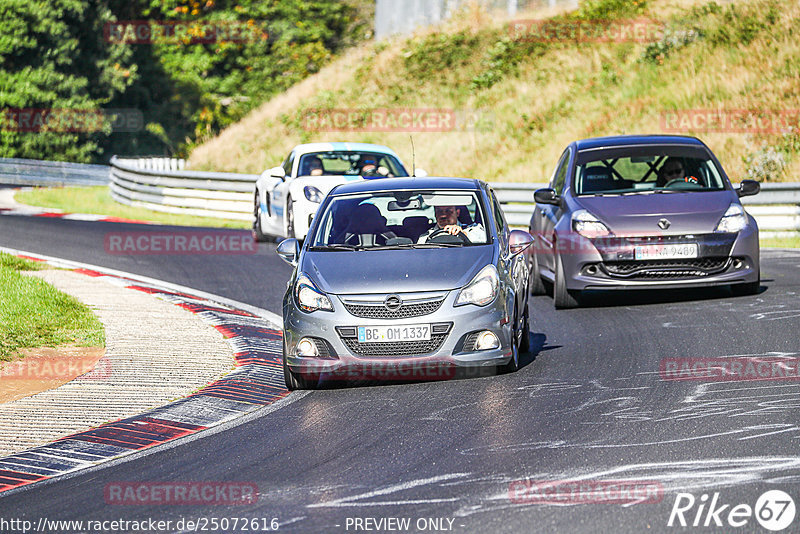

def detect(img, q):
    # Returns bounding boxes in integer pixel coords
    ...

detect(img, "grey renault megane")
[276,177,534,390]
[528,135,761,308]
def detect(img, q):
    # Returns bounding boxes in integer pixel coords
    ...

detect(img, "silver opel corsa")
[276,177,534,390]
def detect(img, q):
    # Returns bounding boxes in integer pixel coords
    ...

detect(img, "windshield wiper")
[308,244,362,251]
[371,242,463,249]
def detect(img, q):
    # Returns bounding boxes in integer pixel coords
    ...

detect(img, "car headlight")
[715,203,748,233]
[295,273,333,312]
[455,265,499,307]
[572,210,612,238]
[304,186,324,203]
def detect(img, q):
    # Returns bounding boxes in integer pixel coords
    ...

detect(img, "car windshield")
[297,151,408,178]
[309,190,489,249]
[574,146,727,196]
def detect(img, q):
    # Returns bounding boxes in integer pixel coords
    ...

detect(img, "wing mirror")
[268,166,286,180]
[534,188,561,205]
[509,229,534,256]
[276,238,300,266]
[736,179,760,198]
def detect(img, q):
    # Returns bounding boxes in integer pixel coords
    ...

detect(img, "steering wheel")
[664,176,700,188]
[428,227,471,244]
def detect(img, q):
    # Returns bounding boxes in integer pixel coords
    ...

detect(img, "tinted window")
[574,146,726,195]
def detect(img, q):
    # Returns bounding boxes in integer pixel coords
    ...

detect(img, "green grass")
[16,186,249,229]
[761,234,800,248]
[0,252,105,361]
[188,0,800,184]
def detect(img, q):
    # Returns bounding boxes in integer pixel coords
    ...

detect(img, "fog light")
[733,259,743,269]
[296,337,319,357]
[475,331,500,350]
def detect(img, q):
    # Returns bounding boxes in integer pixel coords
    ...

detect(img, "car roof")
[330,176,484,196]
[572,135,707,151]
[292,142,402,159]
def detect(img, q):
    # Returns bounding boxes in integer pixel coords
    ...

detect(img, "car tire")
[499,305,521,374]
[554,252,580,309]
[282,341,315,390]
[252,191,270,243]
[519,302,531,354]
[731,271,761,296]
[286,196,295,239]
[528,250,546,296]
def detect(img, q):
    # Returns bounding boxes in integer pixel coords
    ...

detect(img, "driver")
[302,156,324,176]
[417,205,486,243]
[656,157,698,187]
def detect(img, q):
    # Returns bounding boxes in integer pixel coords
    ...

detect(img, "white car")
[253,143,419,241]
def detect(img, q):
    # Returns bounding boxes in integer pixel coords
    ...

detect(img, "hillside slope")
[188,0,800,183]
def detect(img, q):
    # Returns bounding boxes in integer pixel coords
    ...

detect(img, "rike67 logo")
[668,490,796,531]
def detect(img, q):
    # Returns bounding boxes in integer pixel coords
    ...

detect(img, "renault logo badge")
[384,295,402,311]
[658,218,671,230]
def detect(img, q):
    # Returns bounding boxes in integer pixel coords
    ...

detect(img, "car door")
[489,189,526,318]
[266,152,295,233]
[536,148,570,274]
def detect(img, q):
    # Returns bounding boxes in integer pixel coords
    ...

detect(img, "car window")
[552,150,569,195]
[309,190,489,248]
[282,153,294,176]
[489,191,506,237]
[297,151,409,178]
[574,147,726,195]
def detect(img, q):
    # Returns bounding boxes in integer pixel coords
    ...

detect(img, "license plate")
[357,324,431,343]
[634,243,698,260]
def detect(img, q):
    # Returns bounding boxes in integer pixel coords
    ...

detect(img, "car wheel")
[731,271,761,296]
[252,192,270,242]
[519,302,531,354]
[528,250,546,296]
[554,252,580,309]
[282,340,315,390]
[499,305,521,374]
[286,196,295,239]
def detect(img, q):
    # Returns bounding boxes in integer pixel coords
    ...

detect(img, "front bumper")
[560,226,760,291]
[282,289,514,381]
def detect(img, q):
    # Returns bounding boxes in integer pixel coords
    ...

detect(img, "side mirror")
[534,188,560,206]
[413,167,428,178]
[509,229,534,256]
[269,166,286,180]
[737,179,760,198]
[276,238,300,266]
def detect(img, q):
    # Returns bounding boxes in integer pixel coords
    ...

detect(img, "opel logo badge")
[658,218,671,230]
[384,295,402,311]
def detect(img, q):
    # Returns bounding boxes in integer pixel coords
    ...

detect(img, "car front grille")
[601,257,730,279]
[336,323,452,358]
[342,298,444,319]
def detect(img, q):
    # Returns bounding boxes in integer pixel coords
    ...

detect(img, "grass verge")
[761,234,800,248]
[15,186,249,229]
[0,252,105,362]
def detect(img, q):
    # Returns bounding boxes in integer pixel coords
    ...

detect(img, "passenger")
[417,205,486,243]
[301,156,324,176]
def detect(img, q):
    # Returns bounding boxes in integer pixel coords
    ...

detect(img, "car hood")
[575,190,736,235]
[302,246,495,295]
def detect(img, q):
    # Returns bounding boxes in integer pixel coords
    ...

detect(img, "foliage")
[0,0,370,162]
[744,144,787,182]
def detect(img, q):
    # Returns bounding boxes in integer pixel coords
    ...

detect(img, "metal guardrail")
[107,157,800,232]
[0,158,109,186]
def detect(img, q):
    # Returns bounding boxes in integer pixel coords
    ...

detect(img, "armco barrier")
[0,158,109,186]
[0,156,787,232]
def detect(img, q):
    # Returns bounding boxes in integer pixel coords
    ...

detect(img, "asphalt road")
[2,212,800,533]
